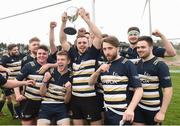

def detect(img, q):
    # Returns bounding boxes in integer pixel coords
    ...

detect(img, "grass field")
[0,67,180,125]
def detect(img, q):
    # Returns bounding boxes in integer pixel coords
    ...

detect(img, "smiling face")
[36,48,48,65]
[57,55,70,72]
[9,46,19,56]
[137,40,152,59]
[128,30,140,45]
[76,36,89,54]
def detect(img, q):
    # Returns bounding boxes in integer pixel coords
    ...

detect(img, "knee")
[57,118,70,125]
[37,119,51,125]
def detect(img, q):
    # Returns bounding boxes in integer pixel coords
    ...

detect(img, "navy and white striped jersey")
[136,57,172,111]
[68,45,100,97]
[42,68,71,103]
[99,57,141,115]
[0,74,7,87]
[1,53,25,80]
[120,46,166,60]
[16,60,45,100]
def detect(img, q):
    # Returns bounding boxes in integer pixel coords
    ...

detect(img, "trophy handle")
[64,27,77,35]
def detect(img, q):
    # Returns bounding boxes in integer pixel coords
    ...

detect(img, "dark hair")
[29,37,40,44]
[127,26,140,33]
[74,34,89,45]
[38,45,49,52]
[76,34,89,40]
[85,32,90,35]
[56,50,70,60]
[7,44,18,51]
[102,34,108,38]
[138,36,153,46]
[77,28,86,36]
[102,35,120,47]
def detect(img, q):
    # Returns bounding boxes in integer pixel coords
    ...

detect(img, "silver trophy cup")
[64,6,78,35]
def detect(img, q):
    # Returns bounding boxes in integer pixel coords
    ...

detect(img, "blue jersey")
[99,57,141,115]
[0,74,7,87]
[68,45,100,97]
[42,68,71,103]
[16,60,45,100]
[21,54,56,68]
[120,46,166,59]
[21,54,35,68]
[1,53,25,80]
[136,57,172,111]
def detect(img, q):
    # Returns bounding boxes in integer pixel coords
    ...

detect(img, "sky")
[0,0,180,46]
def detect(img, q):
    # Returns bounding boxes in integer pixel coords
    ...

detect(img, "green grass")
[0,104,20,125]
[0,68,180,125]
[163,72,180,125]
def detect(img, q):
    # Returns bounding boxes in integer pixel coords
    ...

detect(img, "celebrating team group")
[0,7,175,125]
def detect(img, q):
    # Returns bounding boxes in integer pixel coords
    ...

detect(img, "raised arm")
[49,21,58,54]
[152,29,176,57]
[59,12,71,51]
[79,7,102,49]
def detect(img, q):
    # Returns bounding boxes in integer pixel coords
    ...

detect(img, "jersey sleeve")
[47,51,57,63]
[16,63,31,81]
[88,45,100,59]
[157,61,172,88]
[126,61,141,88]
[0,55,8,66]
[153,46,166,57]
[21,56,28,68]
[68,47,77,62]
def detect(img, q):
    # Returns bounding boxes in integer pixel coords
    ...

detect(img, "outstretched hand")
[24,80,36,86]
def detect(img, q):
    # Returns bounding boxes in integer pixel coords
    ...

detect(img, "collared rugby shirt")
[120,46,166,61]
[136,57,172,111]
[42,68,71,103]
[1,53,25,80]
[16,60,45,100]
[99,57,141,115]
[68,45,100,97]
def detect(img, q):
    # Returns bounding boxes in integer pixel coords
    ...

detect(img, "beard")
[106,53,117,62]
[11,52,19,56]
[130,41,138,45]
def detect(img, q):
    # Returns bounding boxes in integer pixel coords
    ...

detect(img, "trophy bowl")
[64,6,78,35]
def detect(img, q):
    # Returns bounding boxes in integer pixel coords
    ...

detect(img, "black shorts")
[70,95,101,122]
[96,92,104,112]
[21,99,41,120]
[104,108,131,125]
[2,88,14,96]
[134,105,159,125]
[38,103,69,121]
